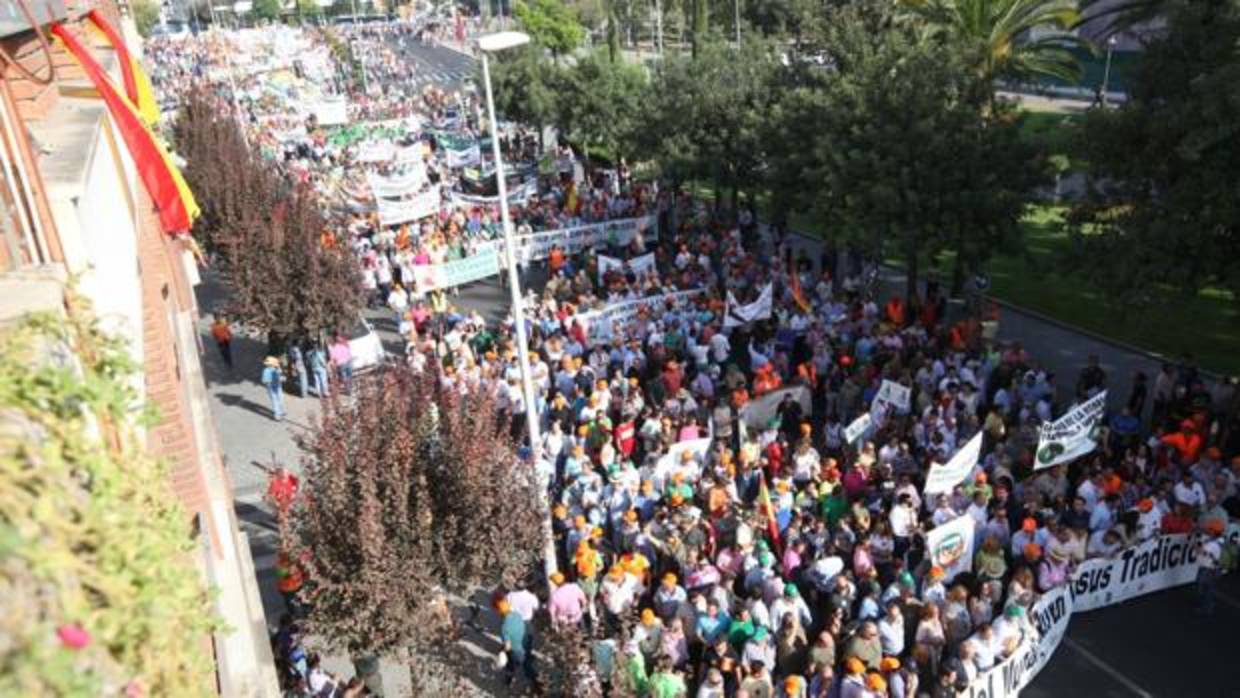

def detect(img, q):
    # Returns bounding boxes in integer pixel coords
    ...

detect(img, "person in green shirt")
[821,487,849,528]
[648,656,688,697]
[623,642,649,696]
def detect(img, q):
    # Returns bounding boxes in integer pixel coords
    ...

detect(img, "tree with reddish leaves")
[174,88,361,341]
[277,365,546,689]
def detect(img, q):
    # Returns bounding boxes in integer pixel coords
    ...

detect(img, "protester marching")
[153,18,1240,698]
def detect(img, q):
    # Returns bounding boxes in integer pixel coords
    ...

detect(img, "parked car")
[345,316,387,372]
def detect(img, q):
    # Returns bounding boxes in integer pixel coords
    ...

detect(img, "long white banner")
[409,248,500,294]
[448,179,539,208]
[960,523,1240,698]
[479,215,657,266]
[368,166,427,199]
[376,188,440,226]
[573,288,705,341]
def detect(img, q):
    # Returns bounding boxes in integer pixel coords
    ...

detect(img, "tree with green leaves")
[643,38,779,213]
[905,0,1091,99]
[557,50,648,163]
[515,0,587,59]
[488,46,567,151]
[252,0,283,21]
[1066,0,1240,314]
[132,0,160,37]
[789,0,1046,300]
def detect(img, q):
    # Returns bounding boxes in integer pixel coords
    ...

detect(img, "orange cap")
[844,657,865,675]
[641,608,656,625]
[866,673,887,691]
[1022,518,1037,533]
[550,572,565,585]
[930,565,945,579]
[1024,543,1042,560]
[1137,498,1154,513]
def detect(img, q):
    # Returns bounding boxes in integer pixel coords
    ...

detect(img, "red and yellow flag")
[86,10,160,126]
[788,257,811,313]
[757,471,783,555]
[51,23,198,234]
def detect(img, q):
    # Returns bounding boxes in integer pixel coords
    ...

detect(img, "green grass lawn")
[978,207,1240,375]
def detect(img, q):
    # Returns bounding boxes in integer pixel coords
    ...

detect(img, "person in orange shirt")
[885,296,905,327]
[548,244,565,276]
[210,315,233,370]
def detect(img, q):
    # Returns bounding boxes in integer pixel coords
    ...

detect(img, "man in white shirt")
[1174,470,1207,510]
[506,586,541,622]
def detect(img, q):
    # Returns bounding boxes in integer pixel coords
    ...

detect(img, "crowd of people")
[151,19,1240,698]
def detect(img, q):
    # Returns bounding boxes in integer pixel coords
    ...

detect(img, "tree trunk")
[950,240,966,298]
[692,0,708,58]
[905,239,919,307]
[607,1,621,63]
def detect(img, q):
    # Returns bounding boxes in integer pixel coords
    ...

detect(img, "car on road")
[345,316,387,372]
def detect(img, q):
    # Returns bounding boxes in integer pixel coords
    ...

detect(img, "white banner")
[481,216,657,266]
[357,140,396,164]
[1035,390,1107,470]
[959,523,1240,698]
[394,144,426,166]
[573,289,705,342]
[597,252,656,284]
[738,386,813,431]
[844,413,871,445]
[960,586,1072,698]
[448,179,539,208]
[926,514,975,582]
[311,97,349,126]
[409,248,500,293]
[874,379,911,412]
[376,187,440,226]
[368,165,427,199]
[924,431,983,495]
[724,284,774,327]
[446,144,481,168]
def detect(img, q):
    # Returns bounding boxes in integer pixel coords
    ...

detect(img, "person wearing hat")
[654,572,687,620]
[497,598,535,687]
[635,607,665,659]
[1195,519,1226,615]
[741,624,776,673]
[840,657,868,698]
[261,356,286,421]
[549,571,588,630]
[601,566,639,630]
[778,673,808,698]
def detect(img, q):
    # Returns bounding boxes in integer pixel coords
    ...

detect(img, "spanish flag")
[51,23,198,234]
[788,257,811,313]
[757,471,783,555]
[86,10,160,126]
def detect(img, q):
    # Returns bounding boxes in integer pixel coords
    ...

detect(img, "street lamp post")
[1101,35,1118,107]
[478,31,559,579]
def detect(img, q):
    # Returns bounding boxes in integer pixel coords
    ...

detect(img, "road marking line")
[1062,637,1154,697]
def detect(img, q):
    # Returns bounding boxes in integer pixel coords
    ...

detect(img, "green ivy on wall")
[0,292,221,697]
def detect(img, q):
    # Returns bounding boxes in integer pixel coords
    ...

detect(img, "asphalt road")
[390,37,477,90]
